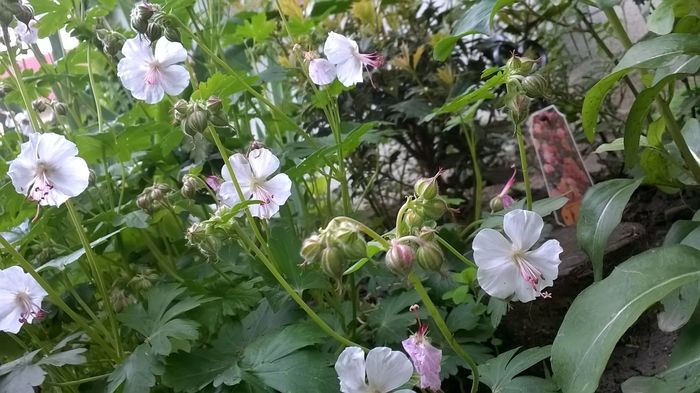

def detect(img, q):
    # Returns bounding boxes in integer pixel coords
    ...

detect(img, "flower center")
[512,251,544,290]
[251,179,273,205]
[28,161,54,202]
[144,62,161,86]
[357,52,384,69]
[16,291,45,324]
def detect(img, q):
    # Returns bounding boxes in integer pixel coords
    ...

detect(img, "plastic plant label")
[528,105,593,226]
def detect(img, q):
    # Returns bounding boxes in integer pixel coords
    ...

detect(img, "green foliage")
[577,178,642,281]
[552,245,700,393]
[479,346,557,393]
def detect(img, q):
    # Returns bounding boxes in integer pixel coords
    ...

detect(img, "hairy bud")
[385,241,414,275]
[130,2,160,33]
[15,3,34,24]
[416,242,445,272]
[521,74,548,98]
[300,234,322,263]
[414,173,440,200]
[506,94,530,125]
[341,237,367,260]
[181,174,200,198]
[419,198,447,221]
[146,21,163,41]
[320,247,345,280]
[52,101,68,117]
[184,109,208,136]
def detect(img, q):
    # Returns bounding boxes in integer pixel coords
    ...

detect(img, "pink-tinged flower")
[335,346,415,393]
[473,209,562,302]
[308,58,337,86]
[217,148,292,219]
[8,132,90,206]
[323,32,383,87]
[493,168,516,211]
[14,20,38,45]
[205,175,222,192]
[0,266,48,334]
[402,323,442,391]
[117,36,189,104]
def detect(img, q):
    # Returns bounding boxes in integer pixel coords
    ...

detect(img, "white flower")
[473,209,563,302]
[117,36,189,104]
[7,132,90,206]
[14,20,38,44]
[322,32,383,87]
[217,148,292,219]
[14,112,34,136]
[335,347,415,393]
[0,266,48,334]
[308,58,337,86]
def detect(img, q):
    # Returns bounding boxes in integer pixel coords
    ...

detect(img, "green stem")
[327,96,351,215]
[514,122,532,210]
[86,44,103,133]
[333,217,391,249]
[48,373,110,387]
[408,272,480,393]
[394,198,411,238]
[0,236,115,355]
[229,223,363,349]
[434,235,476,268]
[65,201,122,359]
[601,7,632,49]
[462,124,482,222]
[1,25,41,132]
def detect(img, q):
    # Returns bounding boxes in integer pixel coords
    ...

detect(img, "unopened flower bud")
[206,96,223,112]
[208,110,228,127]
[164,26,180,42]
[185,222,206,245]
[300,234,322,263]
[506,55,536,76]
[385,241,414,275]
[32,98,48,112]
[419,227,435,241]
[419,198,447,221]
[15,4,34,24]
[130,2,160,33]
[416,242,445,272]
[415,174,439,200]
[146,21,163,41]
[404,209,423,230]
[181,174,200,198]
[184,109,208,136]
[341,237,367,260]
[52,101,68,116]
[334,221,360,244]
[136,193,151,211]
[521,74,548,98]
[489,196,504,212]
[507,94,530,124]
[320,247,344,279]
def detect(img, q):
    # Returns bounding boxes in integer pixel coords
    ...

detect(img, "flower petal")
[477,262,520,300]
[503,209,543,251]
[141,84,166,104]
[309,58,337,85]
[0,306,23,334]
[525,239,563,284]
[117,58,149,98]
[121,36,153,60]
[154,38,187,66]
[247,148,280,179]
[159,64,190,96]
[48,156,90,204]
[222,154,254,185]
[472,229,514,270]
[263,173,292,206]
[512,272,539,302]
[335,56,364,87]
[35,133,79,167]
[335,347,368,393]
[402,337,442,391]
[324,32,358,64]
[217,181,254,208]
[7,152,37,196]
[365,347,413,392]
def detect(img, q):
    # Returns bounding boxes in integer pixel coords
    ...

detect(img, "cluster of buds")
[127,267,160,292]
[386,229,445,275]
[185,210,236,259]
[129,1,179,42]
[173,96,228,136]
[300,219,367,280]
[399,172,448,234]
[96,29,126,58]
[136,183,170,213]
[32,97,67,117]
[180,174,202,199]
[504,55,548,124]
[0,0,33,27]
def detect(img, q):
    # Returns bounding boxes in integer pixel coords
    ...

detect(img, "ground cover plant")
[1,0,700,392]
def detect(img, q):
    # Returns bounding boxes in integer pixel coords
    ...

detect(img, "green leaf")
[623,76,675,168]
[479,346,553,393]
[246,350,337,393]
[231,13,276,43]
[595,136,649,154]
[366,291,420,345]
[551,245,700,393]
[658,282,700,332]
[242,323,326,367]
[622,307,700,393]
[37,229,123,271]
[107,344,161,393]
[582,34,700,141]
[577,178,642,281]
[118,284,203,356]
[432,36,461,61]
[647,0,677,35]
[191,72,259,105]
[267,223,327,294]
[490,0,518,27]
[435,72,506,115]
[162,348,241,392]
[453,0,497,36]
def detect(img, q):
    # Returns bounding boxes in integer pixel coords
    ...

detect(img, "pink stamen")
[17,293,45,324]
[513,253,544,290]
[144,63,160,86]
